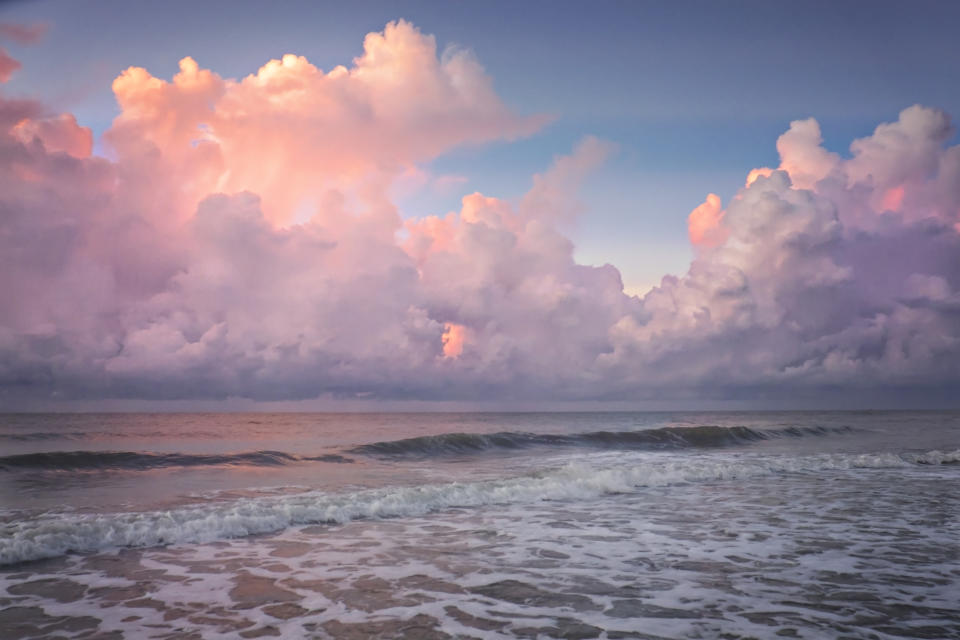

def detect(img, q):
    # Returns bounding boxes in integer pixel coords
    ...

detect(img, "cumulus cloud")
[106,21,547,227]
[1,21,959,407]
[687,193,727,248]
[604,105,960,399]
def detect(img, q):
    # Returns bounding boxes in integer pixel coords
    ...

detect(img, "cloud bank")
[2,21,959,407]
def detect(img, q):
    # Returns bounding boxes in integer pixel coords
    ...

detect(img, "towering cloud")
[107,21,546,227]
[608,106,960,401]
[2,21,959,407]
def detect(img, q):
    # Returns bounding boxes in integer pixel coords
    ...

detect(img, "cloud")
[106,20,548,226]
[0,22,47,83]
[687,193,727,248]
[441,323,467,359]
[0,22,48,45]
[0,47,20,83]
[1,21,959,407]
[13,113,93,158]
[774,117,840,190]
[602,105,960,400]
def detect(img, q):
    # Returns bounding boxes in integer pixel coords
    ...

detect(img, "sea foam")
[0,449,954,566]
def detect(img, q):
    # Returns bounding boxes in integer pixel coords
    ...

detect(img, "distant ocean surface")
[1,411,958,639]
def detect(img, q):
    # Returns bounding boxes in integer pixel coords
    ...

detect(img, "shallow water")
[1,411,958,638]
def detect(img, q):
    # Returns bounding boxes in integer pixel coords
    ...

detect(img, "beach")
[1,412,958,638]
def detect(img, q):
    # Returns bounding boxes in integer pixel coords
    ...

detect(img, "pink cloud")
[603,107,960,394]
[519,136,615,224]
[0,47,20,83]
[0,22,48,45]
[1,22,959,407]
[106,21,547,227]
[744,167,773,187]
[441,323,467,359]
[14,113,93,158]
[687,193,727,248]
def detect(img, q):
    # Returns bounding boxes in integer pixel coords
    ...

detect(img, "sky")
[1,1,960,409]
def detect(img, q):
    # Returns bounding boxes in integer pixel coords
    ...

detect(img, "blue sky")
[3,0,960,292]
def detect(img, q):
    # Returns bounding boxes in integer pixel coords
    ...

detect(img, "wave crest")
[2,447,951,566]
[348,425,850,458]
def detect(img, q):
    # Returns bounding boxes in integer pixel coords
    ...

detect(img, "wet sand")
[2,467,959,639]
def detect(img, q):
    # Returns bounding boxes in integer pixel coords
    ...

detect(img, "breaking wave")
[1,447,954,566]
[908,449,960,465]
[348,424,852,458]
[0,425,851,471]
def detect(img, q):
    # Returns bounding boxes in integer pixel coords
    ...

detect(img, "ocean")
[0,411,957,639]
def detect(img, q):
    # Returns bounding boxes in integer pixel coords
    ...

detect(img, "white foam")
[0,449,953,565]
[905,448,960,465]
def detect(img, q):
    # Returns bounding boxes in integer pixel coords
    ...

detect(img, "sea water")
[0,411,957,638]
